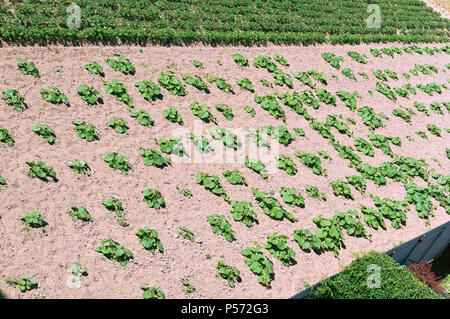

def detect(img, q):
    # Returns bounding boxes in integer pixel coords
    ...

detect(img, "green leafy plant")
[0,172,6,186]
[95,238,133,266]
[294,128,305,136]
[207,214,236,242]
[236,78,254,92]
[253,55,278,72]
[274,53,289,66]
[135,80,162,101]
[392,108,412,123]
[305,185,326,201]
[136,228,164,253]
[405,183,434,219]
[72,121,98,142]
[254,94,286,122]
[308,70,327,85]
[67,205,92,222]
[280,187,304,208]
[130,109,154,127]
[103,152,132,174]
[157,137,185,157]
[313,215,344,255]
[66,159,91,176]
[244,105,255,117]
[272,69,293,88]
[357,106,385,130]
[372,196,409,229]
[346,175,366,194]
[336,90,357,111]
[17,59,39,78]
[293,229,322,252]
[190,102,218,124]
[361,206,386,230]
[333,210,367,238]
[265,233,295,267]
[330,180,354,200]
[5,276,38,292]
[277,154,297,176]
[182,74,210,93]
[223,169,247,186]
[182,280,196,294]
[347,51,367,64]
[229,200,258,227]
[241,244,274,286]
[67,263,88,277]
[84,61,104,76]
[354,137,374,157]
[179,227,195,242]
[252,188,297,222]
[192,60,204,69]
[232,54,249,67]
[102,197,127,226]
[2,88,26,111]
[77,85,102,105]
[342,68,357,80]
[0,127,14,147]
[20,210,47,228]
[295,151,325,175]
[427,124,441,137]
[26,161,56,181]
[196,172,227,198]
[163,107,183,125]
[104,79,133,106]
[107,118,129,135]
[208,76,234,93]
[142,188,166,209]
[140,148,170,168]
[416,131,428,139]
[321,52,344,69]
[260,78,273,87]
[187,133,213,153]
[141,286,165,299]
[106,54,135,75]
[32,124,56,144]
[315,88,336,105]
[245,157,268,179]
[40,86,68,105]
[215,104,234,121]
[217,261,241,288]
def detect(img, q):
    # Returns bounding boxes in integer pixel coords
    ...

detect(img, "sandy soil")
[0,43,449,299]
[424,0,450,19]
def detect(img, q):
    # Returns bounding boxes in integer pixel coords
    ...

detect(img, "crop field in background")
[0,0,449,44]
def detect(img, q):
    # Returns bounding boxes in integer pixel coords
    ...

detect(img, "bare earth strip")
[0,43,449,299]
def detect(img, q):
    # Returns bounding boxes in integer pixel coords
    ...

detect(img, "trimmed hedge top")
[309,251,442,299]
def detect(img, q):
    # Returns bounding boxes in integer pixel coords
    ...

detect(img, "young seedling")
[67,205,92,222]
[215,104,234,120]
[264,233,296,267]
[140,148,171,168]
[66,159,91,176]
[95,238,133,266]
[107,118,129,135]
[190,102,218,124]
[130,109,154,127]
[182,280,196,294]
[305,185,326,201]
[135,80,162,101]
[207,214,236,242]
[141,286,165,299]
[229,200,258,227]
[103,152,132,175]
[102,197,127,226]
[106,54,135,75]
[241,244,274,286]
[2,88,26,111]
[84,61,104,76]
[104,79,133,106]
[32,124,56,144]
[142,188,165,209]
[223,169,247,186]
[72,121,99,142]
[5,276,38,292]
[158,71,186,96]
[279,187,305,208]
[17,59,40,78]
[163,107,183,125]
[26,161,56,181]
[232,54,249,67]
[0,127,15,147]
[77,85,102,105]
[136,228,164,253]
[40,86,68,105]
[244,105,255,117]
[21,211,47,228]
[217,261,241,288]
[179,227,195,242]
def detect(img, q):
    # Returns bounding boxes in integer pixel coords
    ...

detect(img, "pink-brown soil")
[0,43,449,299]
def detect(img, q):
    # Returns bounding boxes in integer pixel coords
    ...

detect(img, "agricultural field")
[0,1,449,300]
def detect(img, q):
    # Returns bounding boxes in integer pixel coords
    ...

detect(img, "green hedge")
[309,251,442,299]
